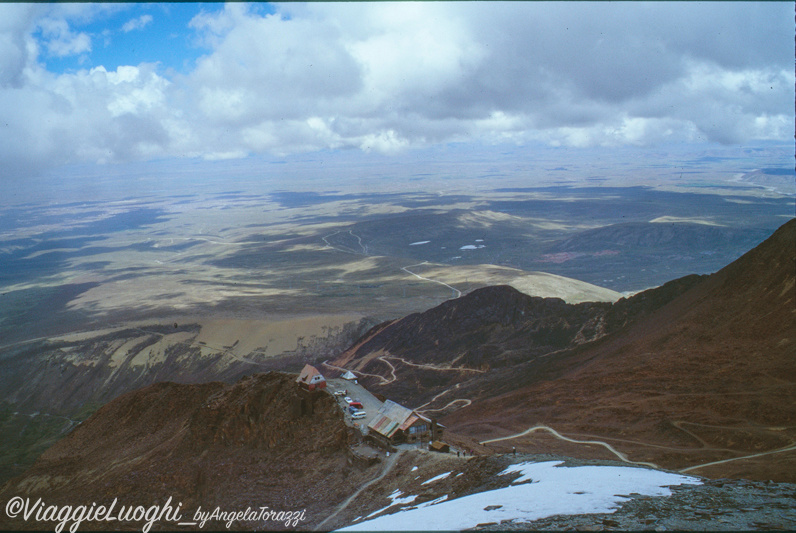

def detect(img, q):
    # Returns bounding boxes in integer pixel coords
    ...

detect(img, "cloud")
[1,60,172,176]
[0,2,792,179]
[0,4,41,88]
[37,16,91,57]
[121,14,152,33]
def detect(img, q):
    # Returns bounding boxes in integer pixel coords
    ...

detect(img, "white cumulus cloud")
[121,14,153,33]
[0,1,792,179]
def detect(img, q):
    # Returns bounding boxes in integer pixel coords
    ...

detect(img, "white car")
[352,410,367,420]
[343,396,353,404]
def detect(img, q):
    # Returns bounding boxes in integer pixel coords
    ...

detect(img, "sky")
[1,2,793,181]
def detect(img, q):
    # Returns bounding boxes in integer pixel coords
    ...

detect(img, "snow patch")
[421,472,451,485]
[460,244,486,250]
[362,489,418,520]
[409,241,431,246]
[337,461,700,531]
[418,495,449,508]
[387,489,417,507]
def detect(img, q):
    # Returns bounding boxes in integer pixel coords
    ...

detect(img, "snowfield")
[338,461,700,531]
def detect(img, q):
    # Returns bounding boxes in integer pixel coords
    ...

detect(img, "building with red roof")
[296,364,327,391]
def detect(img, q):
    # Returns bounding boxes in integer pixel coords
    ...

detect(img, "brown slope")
[444,218,796,482]
[0,372,374,531]
[329,286,612,406]
[329,260,705,410]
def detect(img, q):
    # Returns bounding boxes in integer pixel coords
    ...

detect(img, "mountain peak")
[0,372,375,530]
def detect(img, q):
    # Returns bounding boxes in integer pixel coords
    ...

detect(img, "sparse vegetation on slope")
[0,372,375,531]
[333,220,796,482]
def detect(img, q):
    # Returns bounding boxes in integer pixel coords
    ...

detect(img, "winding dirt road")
[324,353,483,388]
[417,399,472,414]
[322,359,395,385]
[322,230,368,255]
[319,229,463,303]
[382,354,484,373]
[401,261,462,299]
[313,449,402,531]
[480,425,660,469]
[680,443,796,474]
[414,384,461,411]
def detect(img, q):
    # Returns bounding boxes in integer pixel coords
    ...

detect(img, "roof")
[296,364,325,385]
[367,400,430,438]
[341,370,357,380]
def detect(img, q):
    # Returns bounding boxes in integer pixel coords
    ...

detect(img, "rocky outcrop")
[0,372,375,531]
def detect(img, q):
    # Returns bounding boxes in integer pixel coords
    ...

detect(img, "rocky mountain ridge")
[332,219,796,482]
[0,372,373,531]
[330,261,707,409]
[0,317,374,484]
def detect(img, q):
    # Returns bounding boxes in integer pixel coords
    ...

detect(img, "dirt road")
[480,425,660,469]
[401,261,462,299]
[313,449,401,531]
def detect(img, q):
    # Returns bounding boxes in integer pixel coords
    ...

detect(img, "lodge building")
[366,399,443,447]
[295,364,327,391]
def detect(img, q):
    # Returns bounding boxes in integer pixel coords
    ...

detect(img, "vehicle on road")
[352,410,367,420]
[344,396,353,404]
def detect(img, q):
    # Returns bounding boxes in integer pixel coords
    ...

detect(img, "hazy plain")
[1,142,792,347]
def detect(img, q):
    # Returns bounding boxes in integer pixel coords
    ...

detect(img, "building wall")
[404,420,430,444]
[365,432,396,452]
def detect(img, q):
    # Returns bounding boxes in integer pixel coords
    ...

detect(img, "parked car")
[352,410,367,420]
[343,396,353,404]
[349,401,364,409]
